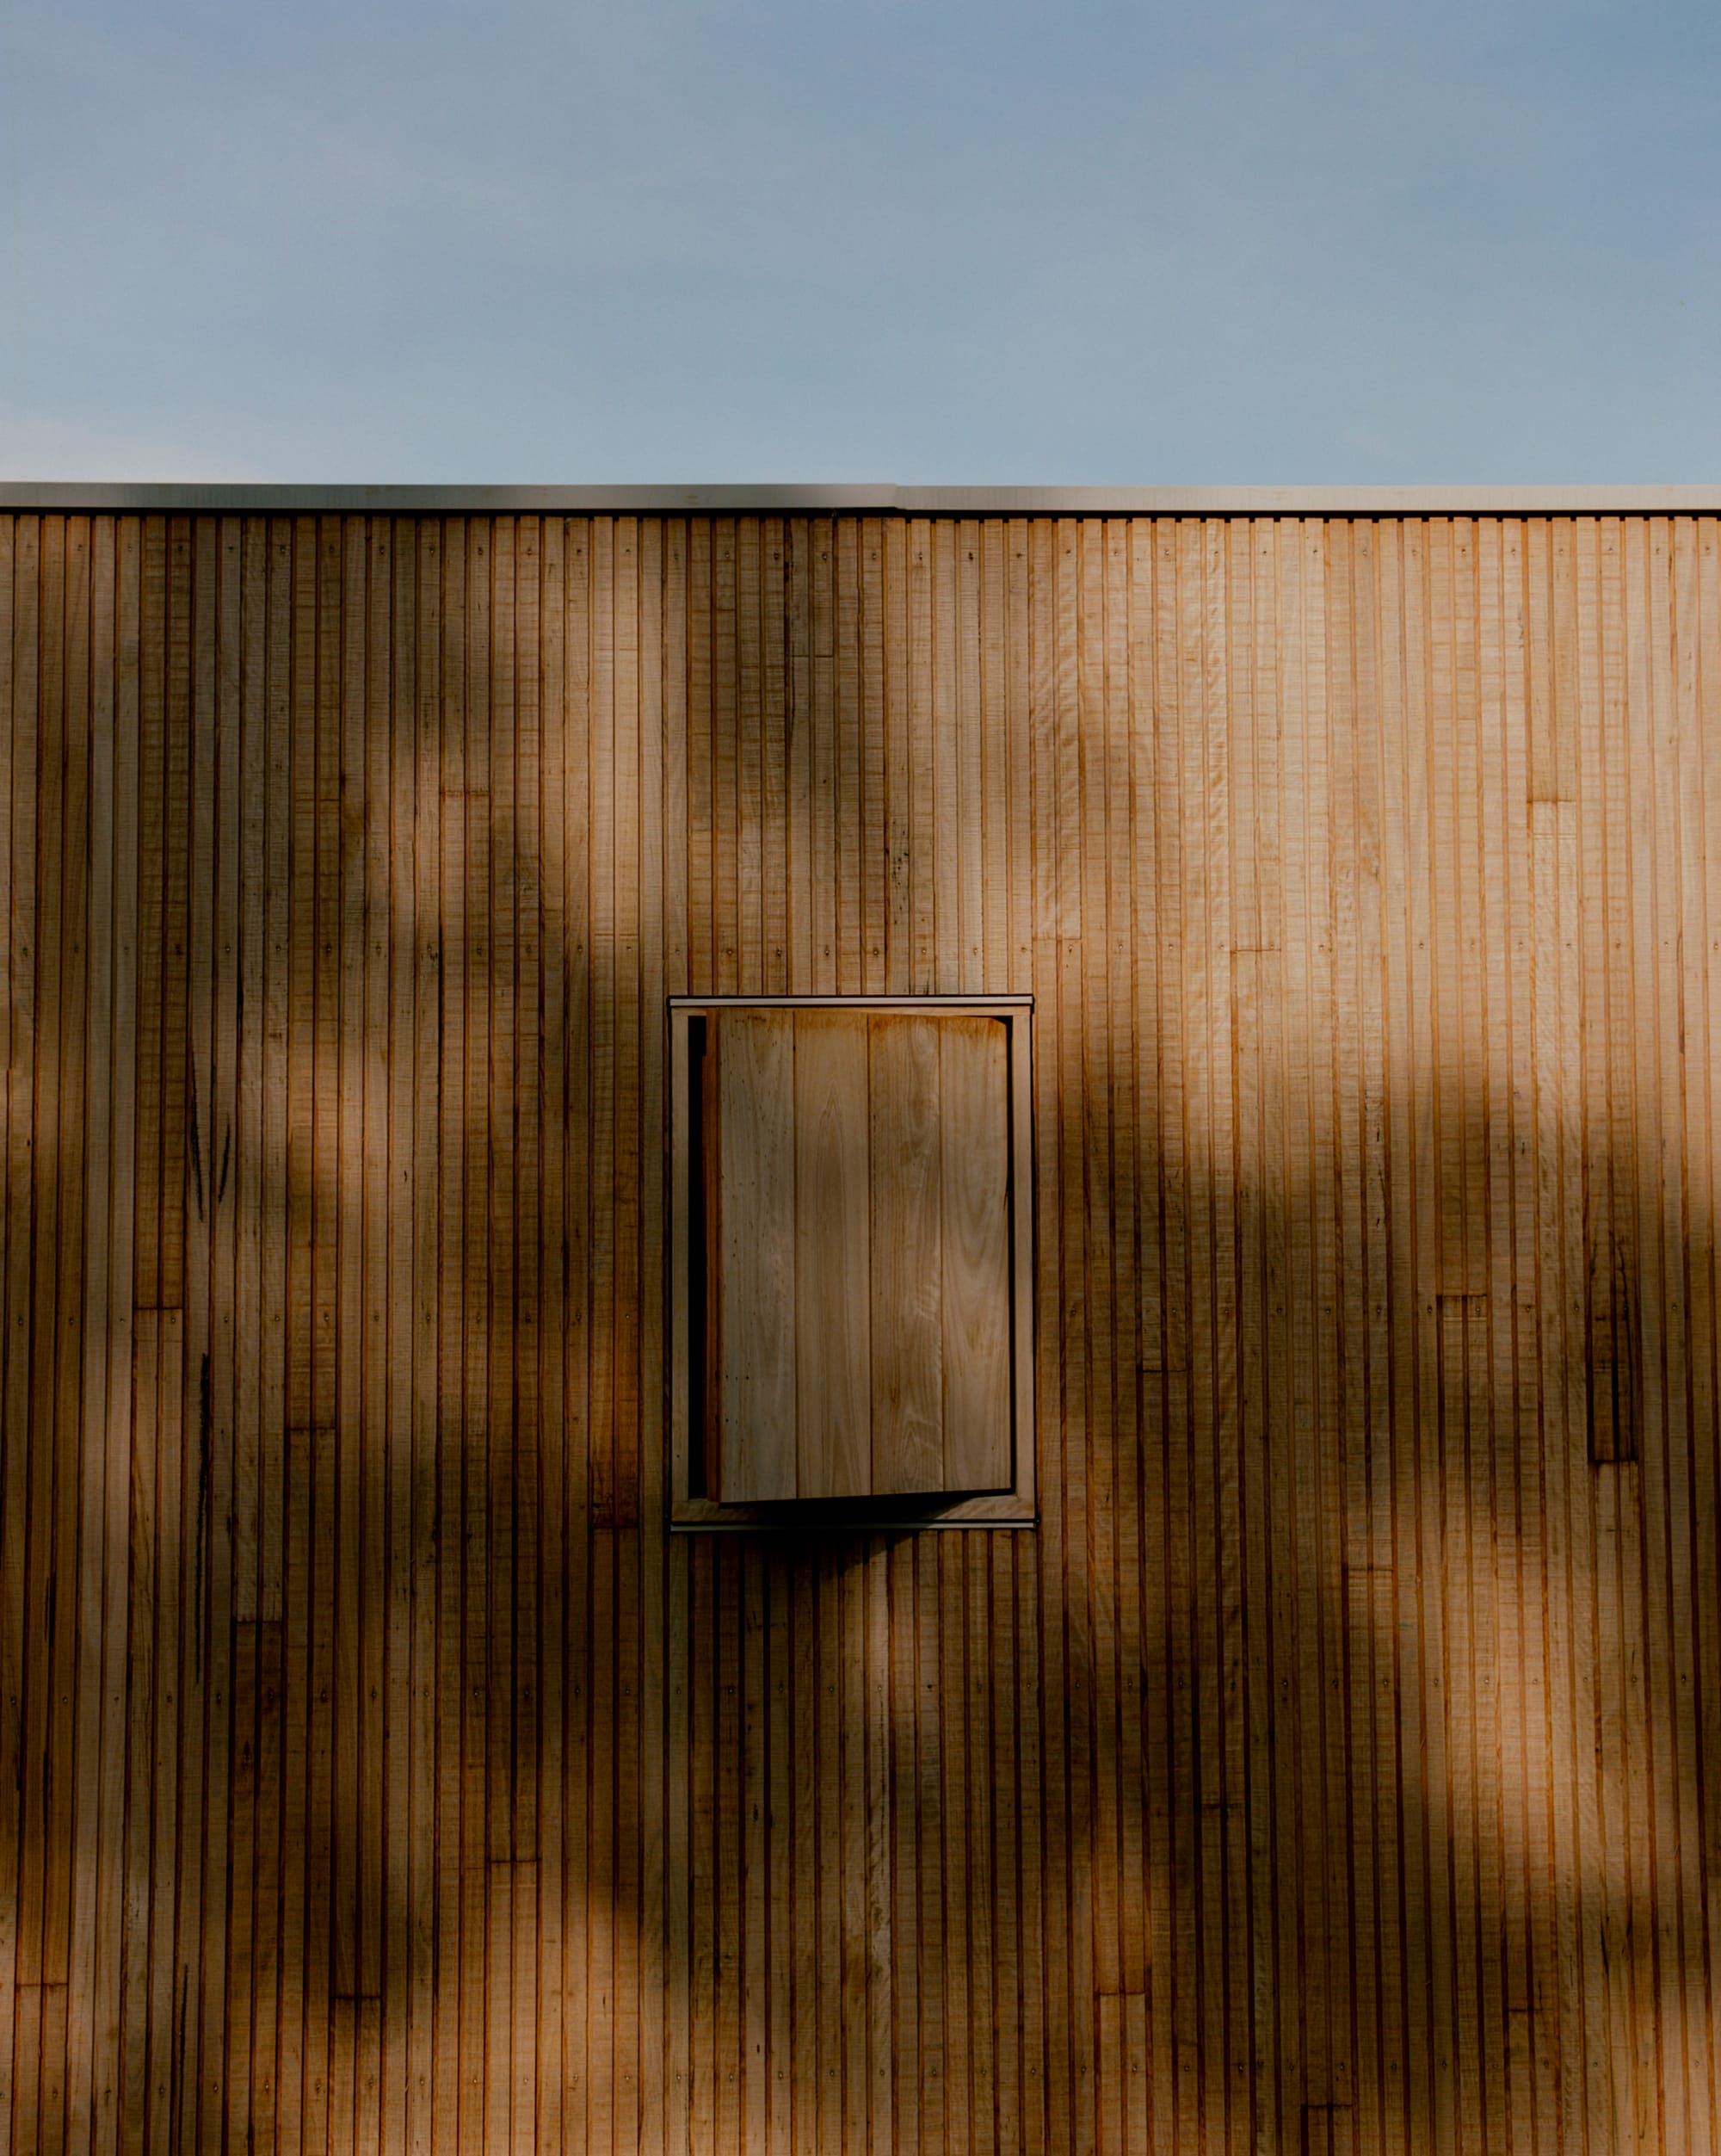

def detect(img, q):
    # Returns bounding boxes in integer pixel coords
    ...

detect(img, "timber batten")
[0,506,1718,2152]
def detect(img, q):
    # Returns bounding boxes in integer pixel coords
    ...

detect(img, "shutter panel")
[794,1014,873,1498]
[938,1016,1013,1491]
[712,1011,799,1500]
[868,1016,947,1493]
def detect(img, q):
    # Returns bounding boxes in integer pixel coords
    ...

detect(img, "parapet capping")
[1,483,1719,516]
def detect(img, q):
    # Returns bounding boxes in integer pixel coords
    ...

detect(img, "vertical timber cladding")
[0,506,1720,2154]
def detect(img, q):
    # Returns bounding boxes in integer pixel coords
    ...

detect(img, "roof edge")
[1,482,1718,516]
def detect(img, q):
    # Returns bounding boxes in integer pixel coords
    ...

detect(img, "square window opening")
[669,997,1036,1530]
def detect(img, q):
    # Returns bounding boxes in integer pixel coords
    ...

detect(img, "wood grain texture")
[937,1014,1012,1492]
[1,509,1718,2154]
[713,1010,797,1501]
[792,1013,872,1500]
[867,1015,944,1495]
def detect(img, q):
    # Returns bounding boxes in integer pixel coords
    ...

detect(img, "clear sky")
[1,0,1716,482]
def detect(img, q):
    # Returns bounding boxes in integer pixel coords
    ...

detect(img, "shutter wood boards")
[867,1015,947,1496]
[793,1014,872,1500]
[935,1016,1013,1488]
[710,1010,799,1500]
[672,997,1034,1523]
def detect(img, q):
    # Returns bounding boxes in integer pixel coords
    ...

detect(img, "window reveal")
[669,997,1034,1529]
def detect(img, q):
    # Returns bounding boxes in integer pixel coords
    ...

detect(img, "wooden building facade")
[1,484,1719,2153]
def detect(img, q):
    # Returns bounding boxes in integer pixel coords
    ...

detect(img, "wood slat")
[937,1015,1012,1492]
[793,1014,872,1500]
[867,1016,944,1494]
[713,1011,798,1501]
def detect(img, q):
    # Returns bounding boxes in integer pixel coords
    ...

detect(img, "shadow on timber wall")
[3,510,1719,2156]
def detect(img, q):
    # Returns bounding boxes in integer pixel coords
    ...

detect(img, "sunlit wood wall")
[2,509,1719,2155]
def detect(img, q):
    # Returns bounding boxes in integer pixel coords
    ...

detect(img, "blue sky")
[1,0,1716,481]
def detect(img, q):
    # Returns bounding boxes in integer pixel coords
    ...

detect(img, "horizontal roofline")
[1,482,1718,516]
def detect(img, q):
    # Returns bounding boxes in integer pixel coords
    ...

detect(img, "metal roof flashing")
[1,484,1718,516]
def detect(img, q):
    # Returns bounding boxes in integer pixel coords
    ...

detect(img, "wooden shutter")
[706,1008,1014,1502]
